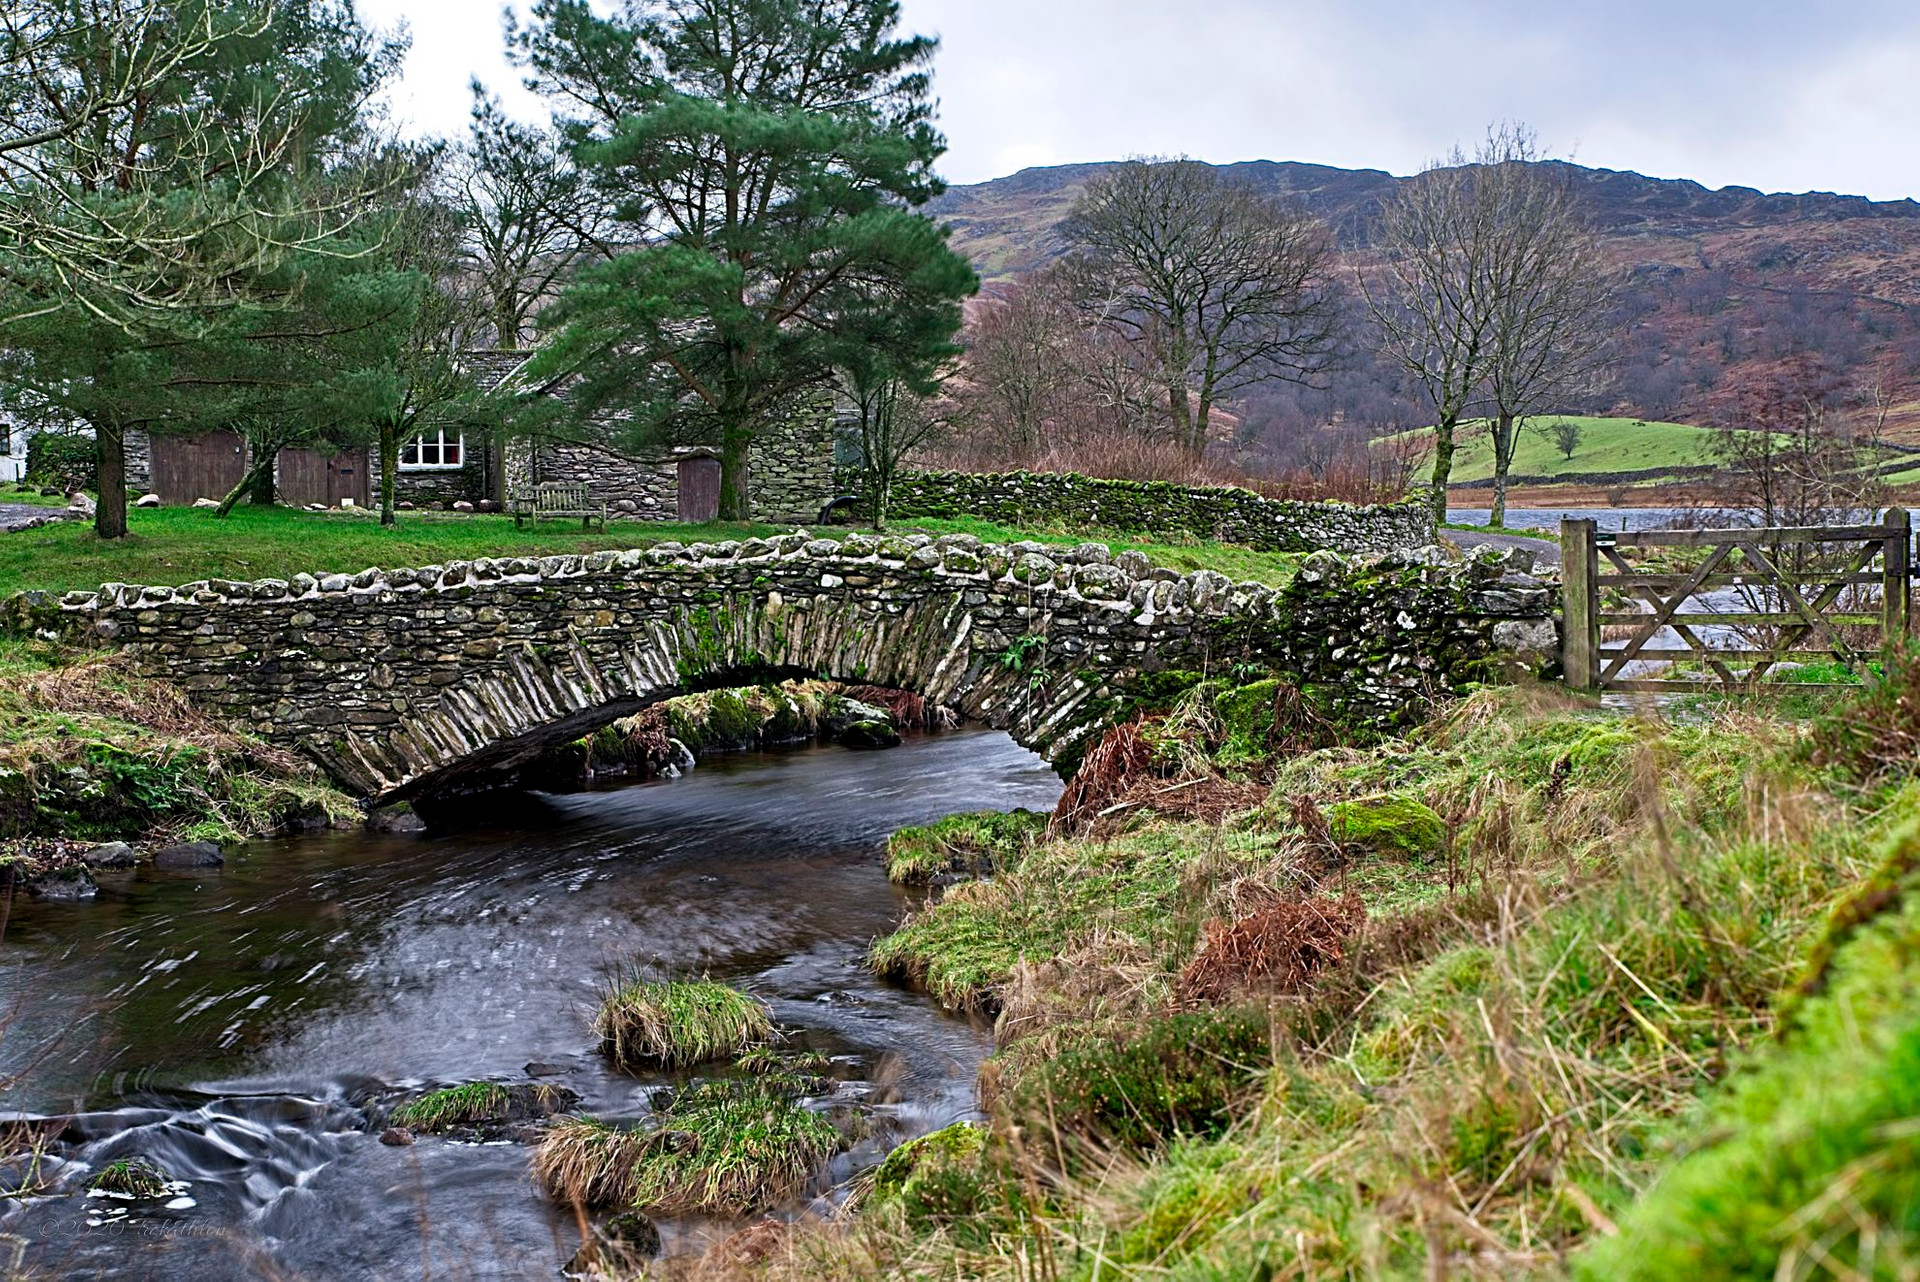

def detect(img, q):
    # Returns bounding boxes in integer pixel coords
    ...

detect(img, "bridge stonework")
[28,534,1557,804]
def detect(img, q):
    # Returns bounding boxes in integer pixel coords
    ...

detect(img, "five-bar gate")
[1562,510,1912,692]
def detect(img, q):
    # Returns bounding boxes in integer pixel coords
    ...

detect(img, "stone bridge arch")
[33,531,1558,805]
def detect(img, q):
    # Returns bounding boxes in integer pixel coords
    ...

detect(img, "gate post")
[1883,507,1912,643]
[1562,518,1600,689]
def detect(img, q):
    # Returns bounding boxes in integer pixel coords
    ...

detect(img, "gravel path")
[0,502,67,533]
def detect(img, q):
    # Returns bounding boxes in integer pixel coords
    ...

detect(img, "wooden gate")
[149,432,246,505]
[278,447,369,509]
[677,456,722,523]
[1562,511,1912,692]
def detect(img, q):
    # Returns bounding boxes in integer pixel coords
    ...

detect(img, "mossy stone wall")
[849,468,1435,554]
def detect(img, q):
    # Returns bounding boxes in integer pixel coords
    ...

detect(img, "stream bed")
[0,728,1062,1280]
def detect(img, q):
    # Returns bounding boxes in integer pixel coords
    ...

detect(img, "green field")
[0,504,1302,598]
[1381,415,1720,483]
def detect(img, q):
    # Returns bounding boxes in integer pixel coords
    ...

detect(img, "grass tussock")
[884,809,1044,886]
[534,1080,842,1216]
[592,976,773,1070]
[387,1081,575,1134]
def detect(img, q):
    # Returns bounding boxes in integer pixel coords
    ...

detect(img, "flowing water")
[0,728,1062,1280]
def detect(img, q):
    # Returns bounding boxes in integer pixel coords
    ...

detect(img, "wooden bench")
[512,481,607,530]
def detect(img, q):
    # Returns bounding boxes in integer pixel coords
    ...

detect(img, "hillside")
[930,160,1920,439]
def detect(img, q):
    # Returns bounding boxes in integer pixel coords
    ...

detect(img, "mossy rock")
[1326,793,1446,861]
[870,1122,989,1204]
[1212,678,1282,761]
[868,1122,994,1232]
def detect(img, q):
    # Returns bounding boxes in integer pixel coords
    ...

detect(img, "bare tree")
[1062,158,1338,458]
[954,273,1082,462]
[1475,126,1617,525]
[1364,156,1495,522]
[451,85,607,350]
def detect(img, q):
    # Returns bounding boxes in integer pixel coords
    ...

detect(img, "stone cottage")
[127,349,841,524]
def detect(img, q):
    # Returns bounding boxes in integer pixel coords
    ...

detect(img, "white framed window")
[399,429,465,470]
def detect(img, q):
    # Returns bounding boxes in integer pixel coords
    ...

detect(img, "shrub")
[1005,1004,1274,1152]
[24,433,95,493]
[592,977,772,1069]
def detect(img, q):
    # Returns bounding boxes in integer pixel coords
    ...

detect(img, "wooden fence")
[1562,510,1912,692]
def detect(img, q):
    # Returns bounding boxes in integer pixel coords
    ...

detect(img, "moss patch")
[1325,793,1446,860]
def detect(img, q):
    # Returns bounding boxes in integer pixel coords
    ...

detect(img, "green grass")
[591,977,773,1070]
[0,502,1302,598]
[884,809,1046,885]
[1380,415,1725,484]
[533,1080,842,1215]
[0,484,70,509]
[87,1156,171,1198]
[387,1081,573,1134]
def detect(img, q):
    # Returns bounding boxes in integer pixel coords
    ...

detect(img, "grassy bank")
[0,639,355,853]
[643,667,1920,1280]
[0,503,1302,598]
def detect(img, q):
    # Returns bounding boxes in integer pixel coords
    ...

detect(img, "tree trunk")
[216,444,278,517]
[94,418,128,540]
[718,419,751,522]
[1427,416,1457,524]
[1489,412,1516,529]
[378,420,399,528]
[1168,379,1197,456]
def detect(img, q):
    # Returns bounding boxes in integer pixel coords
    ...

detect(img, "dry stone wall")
[867,469,1435,554]
[13,538,1556,805]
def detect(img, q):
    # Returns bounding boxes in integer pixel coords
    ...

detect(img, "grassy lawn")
[1381,415,1724,483]
[0,503,1302,597]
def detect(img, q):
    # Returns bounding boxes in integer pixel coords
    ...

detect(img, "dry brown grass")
[1175,893,1366,1007]
[1049,721,1156,833]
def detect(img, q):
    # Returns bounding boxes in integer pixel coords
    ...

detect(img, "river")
[0,728,1063,1280]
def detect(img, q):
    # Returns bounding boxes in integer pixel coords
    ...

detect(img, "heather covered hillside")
[931,159,1920,442]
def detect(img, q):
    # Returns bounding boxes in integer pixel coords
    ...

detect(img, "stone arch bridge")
[28,532,1557,804]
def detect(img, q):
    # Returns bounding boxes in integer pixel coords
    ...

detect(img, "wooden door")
[677,457,722,523]
[278,448,370,508]
[150,432,245,505]
[329,452,369,507]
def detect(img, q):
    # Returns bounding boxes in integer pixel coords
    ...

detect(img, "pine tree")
[512,0,975,519]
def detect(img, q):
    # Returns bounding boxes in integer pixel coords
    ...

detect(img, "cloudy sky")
[356,0,1920,200]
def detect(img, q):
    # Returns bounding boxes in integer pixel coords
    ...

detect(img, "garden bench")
[512,480,607,530]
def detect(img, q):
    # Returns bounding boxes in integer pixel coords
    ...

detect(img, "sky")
[355,0,1920,201]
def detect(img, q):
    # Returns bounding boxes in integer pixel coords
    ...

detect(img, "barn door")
[677,457,722,523]
[329,452,368,507]
[150,432,246,505]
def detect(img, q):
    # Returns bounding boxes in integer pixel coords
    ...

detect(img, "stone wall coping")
[35,532,1554,629]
